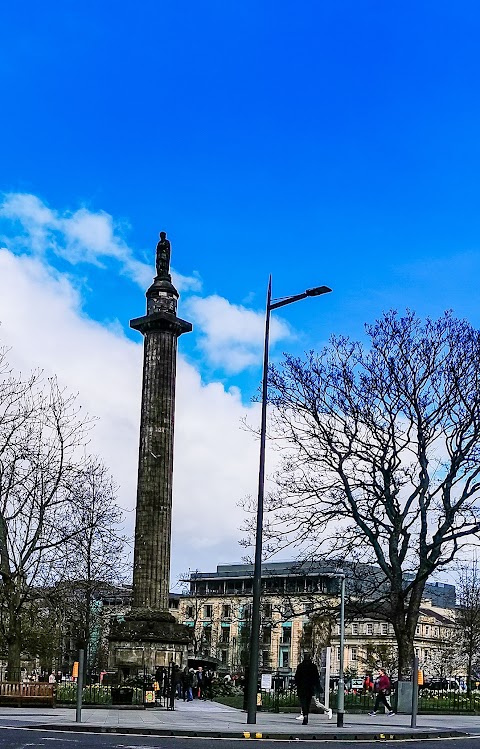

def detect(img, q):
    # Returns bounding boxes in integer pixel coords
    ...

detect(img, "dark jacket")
[294,658,320,697]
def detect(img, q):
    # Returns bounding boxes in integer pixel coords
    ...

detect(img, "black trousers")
[374,691,392,712]
[298,692,313,717]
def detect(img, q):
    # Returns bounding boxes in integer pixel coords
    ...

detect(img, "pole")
[411,655,419,728]
[336,576,345,727]
[75,648,85,724]
[246,276,272,725]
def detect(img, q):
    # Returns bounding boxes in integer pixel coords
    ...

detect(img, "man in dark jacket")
[294,653,320,725]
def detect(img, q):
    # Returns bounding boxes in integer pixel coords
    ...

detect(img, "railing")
[57,665,176,709]
[258,675,480,715]
[418,679,480,713]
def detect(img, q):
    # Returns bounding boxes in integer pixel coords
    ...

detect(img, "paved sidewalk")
[0,700,479,740]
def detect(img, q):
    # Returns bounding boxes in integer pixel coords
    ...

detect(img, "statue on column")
[156,231,171,278]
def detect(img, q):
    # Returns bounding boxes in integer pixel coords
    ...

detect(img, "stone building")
[333,601,456,677]
[172,562,457,679]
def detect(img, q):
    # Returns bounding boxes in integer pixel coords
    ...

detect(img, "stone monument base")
[108,608,191,678]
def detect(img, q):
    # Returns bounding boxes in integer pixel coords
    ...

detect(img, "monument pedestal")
[108,609,190,676]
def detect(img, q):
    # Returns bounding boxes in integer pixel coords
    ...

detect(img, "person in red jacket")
[368,668,395,716]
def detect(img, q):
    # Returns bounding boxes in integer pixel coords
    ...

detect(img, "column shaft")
[132,329,178,610]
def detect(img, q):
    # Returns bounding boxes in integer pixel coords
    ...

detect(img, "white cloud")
[184,294,293,374]
[0,248,268,582]
[0,193,202,293]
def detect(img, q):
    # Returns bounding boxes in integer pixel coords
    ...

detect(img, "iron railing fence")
[258,674,480,714]
[56,664,177,709]
[418,677,480,713]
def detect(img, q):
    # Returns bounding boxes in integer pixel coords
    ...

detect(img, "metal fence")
[56,664,177,709]
[259,675,480,715]
[418,678,480,713]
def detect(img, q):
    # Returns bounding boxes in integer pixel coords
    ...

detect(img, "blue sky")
[0,1,479,577]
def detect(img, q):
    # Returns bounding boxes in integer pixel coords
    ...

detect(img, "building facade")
[173,562,457,679]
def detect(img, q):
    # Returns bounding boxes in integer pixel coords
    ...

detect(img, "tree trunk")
[395,629,415,682]
[467,650,473,696]
[6,609,22,682]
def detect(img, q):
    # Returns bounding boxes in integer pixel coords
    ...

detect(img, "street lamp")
[316,570,345,727]
[246,276,332,725]
[336,573,346,728]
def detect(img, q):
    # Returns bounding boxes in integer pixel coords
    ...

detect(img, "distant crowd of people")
[162,664,215,702]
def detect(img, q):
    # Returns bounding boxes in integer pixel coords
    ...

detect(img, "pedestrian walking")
[294,653,321,725]
[295,655,332,722]
[368,668,395,716]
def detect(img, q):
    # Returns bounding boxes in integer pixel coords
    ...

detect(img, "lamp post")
[246,276,332,725]
[336,573,346,728]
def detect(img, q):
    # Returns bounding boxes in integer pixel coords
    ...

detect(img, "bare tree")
[62,458,128,675]
[0,347,97,679]
[260,310,480,679]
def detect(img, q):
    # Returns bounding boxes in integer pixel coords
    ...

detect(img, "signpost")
[75,648,85,724]
[411,656,419,728]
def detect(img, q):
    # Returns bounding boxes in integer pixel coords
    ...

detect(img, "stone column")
[108,233,192,675]
[130,276,192,611]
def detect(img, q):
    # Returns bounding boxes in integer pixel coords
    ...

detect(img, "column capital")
[130,311,192,337]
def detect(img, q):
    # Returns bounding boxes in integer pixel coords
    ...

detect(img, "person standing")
[196,666,205,699]
[294,653,321,725]
[203,669,213,700]
[368,668,395,716]
[181,667,193,701]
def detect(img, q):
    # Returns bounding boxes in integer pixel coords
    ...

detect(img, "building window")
[262,650,270,667]
[281,626,291,644]
[367,624,373,635]
[204,627,212,644]
[352,624,359,635]
[381,623,388,635]
[221,627,230,644]
[186,605,194,619]
[337,647,341,661]
[424,625,430,636]
[203,605,213,619]
[416,625,420,634]
[282,651,289,668]
[221,650,228,665]
[262,626,272,644]
[222,604,231,618]
[263,603,273,618]
[351,647,357,661]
